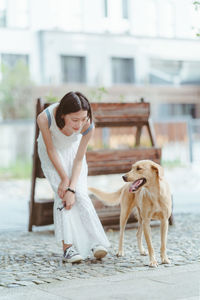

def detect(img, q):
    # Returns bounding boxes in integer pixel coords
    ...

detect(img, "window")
[2,54,29,68]
[159,104,196,118]
[61,56,86,83]
[0,0,6,27]
[149,59,200,85]
[149,59,181,85]
[112,57,134,84]
[122,0,128,19]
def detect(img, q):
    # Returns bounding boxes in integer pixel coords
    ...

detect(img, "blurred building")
[1,0,200,117]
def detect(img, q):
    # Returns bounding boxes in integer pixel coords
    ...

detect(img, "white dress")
[37,103,110,259]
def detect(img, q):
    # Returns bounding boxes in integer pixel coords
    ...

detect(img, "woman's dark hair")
[55,91,92,129]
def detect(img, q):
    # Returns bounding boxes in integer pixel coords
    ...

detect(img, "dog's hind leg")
[117,199,135,257]
[160,219,170,264]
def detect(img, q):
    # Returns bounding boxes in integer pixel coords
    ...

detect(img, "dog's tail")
[88,186,123,206]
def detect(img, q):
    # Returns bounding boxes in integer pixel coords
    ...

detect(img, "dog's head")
[122,160,164,193]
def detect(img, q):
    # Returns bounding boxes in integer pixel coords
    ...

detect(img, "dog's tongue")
[129,179,144,192]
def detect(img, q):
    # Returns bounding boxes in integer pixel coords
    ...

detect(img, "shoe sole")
[63,255,82,263]
[93,249,107,259]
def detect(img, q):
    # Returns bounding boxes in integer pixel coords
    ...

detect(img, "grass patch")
[0,158,185,179]
[0,159,32,179]
[161,159,185,169]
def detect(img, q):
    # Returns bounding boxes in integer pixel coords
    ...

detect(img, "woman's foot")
[92,245,108,259]
[63,245,82,263]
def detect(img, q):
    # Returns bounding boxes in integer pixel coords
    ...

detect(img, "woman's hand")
[63,191,75,210]
[58,177,69,199]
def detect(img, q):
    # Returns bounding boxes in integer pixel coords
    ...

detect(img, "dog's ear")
[151,163,164,179]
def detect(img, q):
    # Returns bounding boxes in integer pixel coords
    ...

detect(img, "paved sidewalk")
[0,263,200,300]
[0,165,200,299]
[0,214,200,292]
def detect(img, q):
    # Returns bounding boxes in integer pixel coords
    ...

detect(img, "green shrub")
[161,159,185,169]
[0,159,32,179]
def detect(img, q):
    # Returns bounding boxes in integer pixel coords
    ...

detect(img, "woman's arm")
[63,125,94,210]
[37,111,69,198]
[70,126,94,190]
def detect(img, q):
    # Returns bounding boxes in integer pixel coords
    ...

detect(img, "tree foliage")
[0,61,34,119]
[194,1,200,36]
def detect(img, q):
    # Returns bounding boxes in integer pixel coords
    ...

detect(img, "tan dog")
[89,160,172,267]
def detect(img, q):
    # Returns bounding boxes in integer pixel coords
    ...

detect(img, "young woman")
[37,91,110,263]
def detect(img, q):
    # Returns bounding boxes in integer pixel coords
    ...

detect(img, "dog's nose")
[122,175,127,182]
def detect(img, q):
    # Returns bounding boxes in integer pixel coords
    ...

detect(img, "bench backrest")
[91,102,150,127]
[33,99,159,179]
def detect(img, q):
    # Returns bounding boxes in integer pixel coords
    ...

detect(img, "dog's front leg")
[117,223,125,257]
[143,219,158,267]
[160,219,170,264]
[137,217,147,256]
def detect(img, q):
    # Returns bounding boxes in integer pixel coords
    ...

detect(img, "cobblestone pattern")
[0,213,199,289]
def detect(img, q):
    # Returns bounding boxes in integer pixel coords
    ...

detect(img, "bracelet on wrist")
[66,187,76,194]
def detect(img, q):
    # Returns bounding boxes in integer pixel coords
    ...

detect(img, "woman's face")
[62,110,88,133]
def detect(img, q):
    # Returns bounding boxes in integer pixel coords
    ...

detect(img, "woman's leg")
[62,241,72,251]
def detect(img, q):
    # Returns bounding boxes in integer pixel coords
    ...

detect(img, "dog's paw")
[149,259,158,267]
[140,249,147,256]
[161,257,171,264]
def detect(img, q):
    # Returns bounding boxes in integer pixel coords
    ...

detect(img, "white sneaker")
[63,246,82,263]
[92,245,108,259]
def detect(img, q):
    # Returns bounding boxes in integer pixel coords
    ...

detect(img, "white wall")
[0,0,200,86]
[39,30,200,86]
[0,120,34,167]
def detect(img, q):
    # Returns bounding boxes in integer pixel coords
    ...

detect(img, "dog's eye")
[136,166,142,171]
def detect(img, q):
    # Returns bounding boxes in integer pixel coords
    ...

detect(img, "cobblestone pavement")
[0,213,199,289]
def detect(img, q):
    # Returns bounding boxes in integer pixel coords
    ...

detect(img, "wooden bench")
[28,99,163,232]
[87,102,163,227]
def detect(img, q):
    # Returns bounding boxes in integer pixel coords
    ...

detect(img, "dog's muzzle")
[129,178,147,192]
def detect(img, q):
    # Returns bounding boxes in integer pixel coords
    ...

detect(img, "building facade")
[1,0,200,117]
